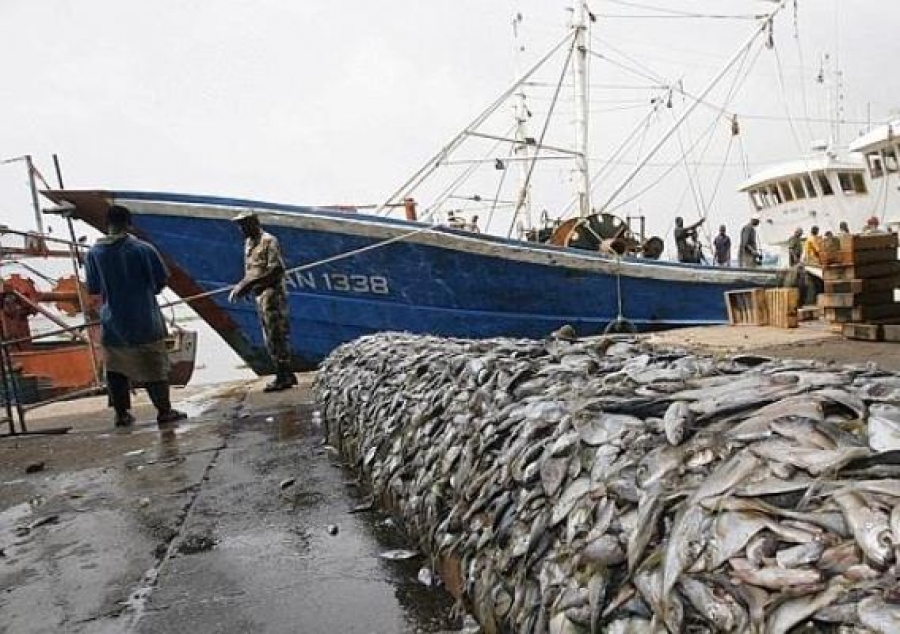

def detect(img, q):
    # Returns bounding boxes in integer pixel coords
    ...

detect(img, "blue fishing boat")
[41,189,779,373]
[41,2,789,373]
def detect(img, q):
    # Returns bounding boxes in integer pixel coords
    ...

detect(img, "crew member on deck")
[229,211,297,392]
[803,225,822,266]
[739,217,761,268]
[787,228,804,266]
[713,224,731,266]
[673,216,705,263]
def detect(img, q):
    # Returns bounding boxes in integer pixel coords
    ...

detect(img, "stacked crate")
[821,232,900,341]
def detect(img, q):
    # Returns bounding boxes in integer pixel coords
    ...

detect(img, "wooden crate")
[725,288,768,326]
[842,323,883,342]
[823,261,900,282]
[823,248,900,266]
[824,275,900,294]
[839,232,899,252]
[824,303,900,324]
[764,288,799,329]
[883,324,900,343]
[821,291,897,308]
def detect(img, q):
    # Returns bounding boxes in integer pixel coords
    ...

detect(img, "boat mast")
[571,0,591,218]
[512,10,533,233]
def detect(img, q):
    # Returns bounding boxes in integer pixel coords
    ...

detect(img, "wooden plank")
[842,323,884,342]
[883,324,900,342]
[824,303,900,323]
[824,275,900,294]
[797,306,820,322]
[840,232,899,252]
[820,291,897,308]
[823,261,900,281]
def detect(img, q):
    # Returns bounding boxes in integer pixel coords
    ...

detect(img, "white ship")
[850,120,900,233]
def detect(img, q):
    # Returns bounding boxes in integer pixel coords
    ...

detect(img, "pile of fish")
[315,332,900,633]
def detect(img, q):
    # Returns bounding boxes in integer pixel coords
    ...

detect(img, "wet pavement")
[0,379,456,634]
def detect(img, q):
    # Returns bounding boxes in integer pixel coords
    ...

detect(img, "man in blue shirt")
[86,205,186,427]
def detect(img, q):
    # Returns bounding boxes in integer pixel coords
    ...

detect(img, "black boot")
[263,365,296,392]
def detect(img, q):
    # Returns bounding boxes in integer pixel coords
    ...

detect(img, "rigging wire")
[600,0,763,20]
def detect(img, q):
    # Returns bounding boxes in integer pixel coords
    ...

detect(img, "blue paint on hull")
[120,198,777,373]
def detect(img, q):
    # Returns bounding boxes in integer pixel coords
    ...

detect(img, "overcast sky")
[2,0,898,249]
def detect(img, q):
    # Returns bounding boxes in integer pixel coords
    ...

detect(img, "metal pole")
[24,155,45,235]
[571,0,592,217]
[52,154,103,386]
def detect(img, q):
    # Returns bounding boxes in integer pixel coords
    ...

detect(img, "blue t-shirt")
[85,234,169,347]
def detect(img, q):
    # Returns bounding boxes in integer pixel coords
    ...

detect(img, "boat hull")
[45,190,782,374]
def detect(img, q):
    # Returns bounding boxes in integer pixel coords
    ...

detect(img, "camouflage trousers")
[256,286,292,370]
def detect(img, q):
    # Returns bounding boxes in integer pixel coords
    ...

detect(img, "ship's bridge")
[738,152,870,255]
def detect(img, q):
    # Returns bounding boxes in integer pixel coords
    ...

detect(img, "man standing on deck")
[739,217,761,267]
[673,216,705,263]
[803,225,822,266]
[788,228,804,266]
[713,225,731,266]
[85,205,187,427]
[229,211,297,392]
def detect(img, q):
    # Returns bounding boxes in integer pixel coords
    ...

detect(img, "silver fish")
[833,491,893,568]
[663,401,692,446]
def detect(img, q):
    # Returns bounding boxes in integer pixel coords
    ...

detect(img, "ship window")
[770,184,783,204]
[803,174,817,198]
[817,171,834,196]
[884,148,899,173]
[853,172,867,194]
[790,178,807,199]
[779,181,795,202]
[838,172,854,194]
[867,152,884,179]
[749,189,763,210]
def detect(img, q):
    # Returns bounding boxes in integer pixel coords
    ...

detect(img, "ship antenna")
[571,0,592,217]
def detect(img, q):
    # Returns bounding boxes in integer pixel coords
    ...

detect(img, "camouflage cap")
[232,210,259,223]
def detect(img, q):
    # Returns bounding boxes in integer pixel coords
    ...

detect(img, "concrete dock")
[0,379,456,634]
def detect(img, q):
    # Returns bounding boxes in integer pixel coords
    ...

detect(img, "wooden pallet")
[824,275,900,294]
[824,303,900,323]
[842,323,884,342]
[839,232,899,252]
[883,324,900,342]
[764,288,799,329]
[821,291,897,308]
[823,248,900,266]
[823,261,900,282]
[725,288,768,326]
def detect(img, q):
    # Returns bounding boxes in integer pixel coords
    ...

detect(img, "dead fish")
[662,504,711,599]
[858,595,900,633]
[833,491,893,568]
[679,576,747,632]
[766,580,846,634]
[379,549,419,560]
[868,404,900,453]
[541,456,570,497]
[627,486,663,572]
[729,563,821,589]
[551,477,591,527]
[705,511,769,570]
[663,401,692,446]
[775,541,826,568]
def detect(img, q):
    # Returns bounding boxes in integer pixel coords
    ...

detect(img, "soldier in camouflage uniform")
[228,211,297,392]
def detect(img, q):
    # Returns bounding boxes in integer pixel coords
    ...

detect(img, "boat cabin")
[738,151,871,264]
[849,121,900,233]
